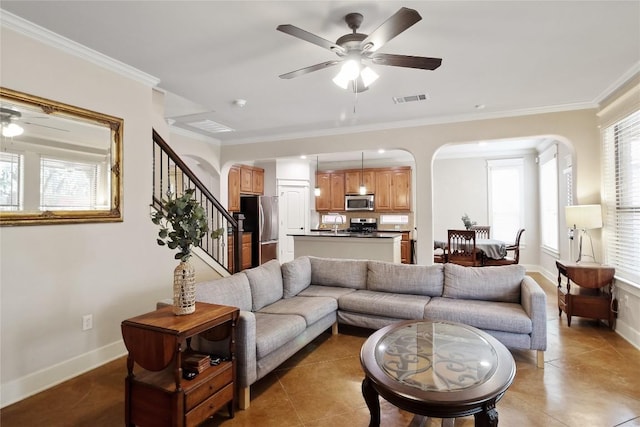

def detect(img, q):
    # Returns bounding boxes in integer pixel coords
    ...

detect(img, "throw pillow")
[282,256,312,298]
[367,261,444,296]
[245,259,284,311]
[442,263,525,303]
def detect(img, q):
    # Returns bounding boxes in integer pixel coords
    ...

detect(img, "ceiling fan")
[277,7,442,93]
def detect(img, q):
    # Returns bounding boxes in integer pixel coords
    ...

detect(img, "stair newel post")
[233,213,245,273]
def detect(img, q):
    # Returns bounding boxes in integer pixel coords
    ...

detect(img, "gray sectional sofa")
[191,256,547,409]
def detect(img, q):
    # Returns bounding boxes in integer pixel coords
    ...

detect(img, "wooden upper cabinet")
[315,171,344,211]
[315,173,332,211]
[391,168,411,211]
[252,169,264,194]
[228,165,265,212]
[330,173,345,211]
[375,167,411,212]
[375,169,392,211]
[345,170,376,194]
[228,166,241,212]
[240,167,253,193]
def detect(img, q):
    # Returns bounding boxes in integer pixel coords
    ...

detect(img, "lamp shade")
[565,204,602,230]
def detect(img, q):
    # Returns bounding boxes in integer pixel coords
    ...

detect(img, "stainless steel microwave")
[345,194,374,211]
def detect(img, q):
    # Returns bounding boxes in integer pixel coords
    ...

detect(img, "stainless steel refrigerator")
[240,195,279,267]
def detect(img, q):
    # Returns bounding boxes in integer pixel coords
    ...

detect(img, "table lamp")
[565,204,602,263]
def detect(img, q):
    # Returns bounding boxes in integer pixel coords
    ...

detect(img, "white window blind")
[603,109,640,284]
[539,145,559,252]
[40,157,99,210]
[0,152,22,211]
[487,158,524,243]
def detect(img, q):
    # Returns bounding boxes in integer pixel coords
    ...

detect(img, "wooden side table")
[122,302,239,427]
[556,260,615,329]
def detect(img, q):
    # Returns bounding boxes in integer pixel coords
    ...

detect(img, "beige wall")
[221,109,601,272]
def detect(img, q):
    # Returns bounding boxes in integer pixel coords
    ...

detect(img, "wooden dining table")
[434,238,507,260]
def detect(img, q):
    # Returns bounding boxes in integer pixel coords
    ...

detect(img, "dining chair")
[484,228,525,266]
[447,229,480,266]
[470,225,491,239]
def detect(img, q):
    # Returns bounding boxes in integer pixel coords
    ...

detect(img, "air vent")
[392,93,429,104]
[186,119,233,134]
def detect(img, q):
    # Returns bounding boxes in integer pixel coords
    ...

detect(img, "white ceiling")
[2,1,639,156]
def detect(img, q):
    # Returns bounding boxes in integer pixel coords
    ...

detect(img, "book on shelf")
[183,353,211,373]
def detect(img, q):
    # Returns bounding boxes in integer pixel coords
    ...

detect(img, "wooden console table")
[556,260,615,329]
[122,302,239,427]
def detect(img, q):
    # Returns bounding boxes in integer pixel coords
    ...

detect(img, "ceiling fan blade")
[370,53,442,70]
[277,24,346,55]
[360,7,422,53]
[279,60,341,79]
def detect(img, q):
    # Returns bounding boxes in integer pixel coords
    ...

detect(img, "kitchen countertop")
[290,231,402,238]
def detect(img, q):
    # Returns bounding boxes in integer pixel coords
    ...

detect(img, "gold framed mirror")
[0,88,123,225]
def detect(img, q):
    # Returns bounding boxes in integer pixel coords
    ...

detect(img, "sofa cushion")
[254,312,306,359]
[424,297,532,334]
[298,285,357,299]
[282,256,312,298]
[195,272,252,311]
[367,261,444,296]
[258,296,337,326]
[309,257,368,289]
[338,290,431,320]
[245,260,284,311]
[442,263,525,303]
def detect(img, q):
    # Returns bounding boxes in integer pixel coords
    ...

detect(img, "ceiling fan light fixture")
[360,66,379,87]
[1,123,24,137]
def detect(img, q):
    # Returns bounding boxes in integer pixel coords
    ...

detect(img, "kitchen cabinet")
[316,171,345,211]
[239,165,264,195]
[400,232,412,264]
[345,169,376,195]
[228,165,264,212]
[375,167,411,212]
[228,166,241,212]
[228,232,252,273]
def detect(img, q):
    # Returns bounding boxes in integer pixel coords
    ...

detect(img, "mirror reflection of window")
[0,87,123,225]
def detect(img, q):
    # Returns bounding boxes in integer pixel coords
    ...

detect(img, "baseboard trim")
[1,340,127,408]
[614,319,640,350]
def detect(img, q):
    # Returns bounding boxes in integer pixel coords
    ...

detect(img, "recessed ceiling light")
[300,155,307,159]
[378,149,385,154]
[475,104,486,109]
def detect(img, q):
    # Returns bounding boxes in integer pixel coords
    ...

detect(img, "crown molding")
[0,10,160,87]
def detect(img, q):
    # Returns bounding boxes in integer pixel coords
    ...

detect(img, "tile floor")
[2,273,639,427]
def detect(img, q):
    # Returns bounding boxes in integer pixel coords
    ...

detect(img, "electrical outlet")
[82,314,93,331]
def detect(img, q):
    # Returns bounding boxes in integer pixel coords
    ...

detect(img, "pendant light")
[314,156,321,197]
[359,152,367,195]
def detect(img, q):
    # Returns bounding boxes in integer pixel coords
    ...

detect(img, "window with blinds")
[602,109,640,285]
[0,152,22,211]
[40,157,101,210]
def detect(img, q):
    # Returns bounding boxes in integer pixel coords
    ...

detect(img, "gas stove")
[347,217,377,233]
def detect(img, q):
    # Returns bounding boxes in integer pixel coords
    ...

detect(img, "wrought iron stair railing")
[152,129,243,273]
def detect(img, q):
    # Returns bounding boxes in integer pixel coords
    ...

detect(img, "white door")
[278,183,309,263]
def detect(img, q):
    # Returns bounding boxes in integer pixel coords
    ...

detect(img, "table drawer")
[185,383,234,427]
[185,363,233,411]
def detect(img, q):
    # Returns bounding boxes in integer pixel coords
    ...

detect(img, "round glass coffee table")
[360,320,516,427]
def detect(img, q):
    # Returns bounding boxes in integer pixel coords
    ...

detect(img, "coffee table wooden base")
[362,376,502,427]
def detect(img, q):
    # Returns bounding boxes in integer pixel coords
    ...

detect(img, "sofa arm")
[234,310,257,389]
[521,276,547,351]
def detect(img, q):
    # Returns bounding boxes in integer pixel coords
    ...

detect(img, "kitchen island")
[289,231,402,263]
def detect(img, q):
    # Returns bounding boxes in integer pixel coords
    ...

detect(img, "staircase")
[152,129,243,274]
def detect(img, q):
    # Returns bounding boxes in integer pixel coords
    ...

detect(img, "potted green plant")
[151,188,222,315]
